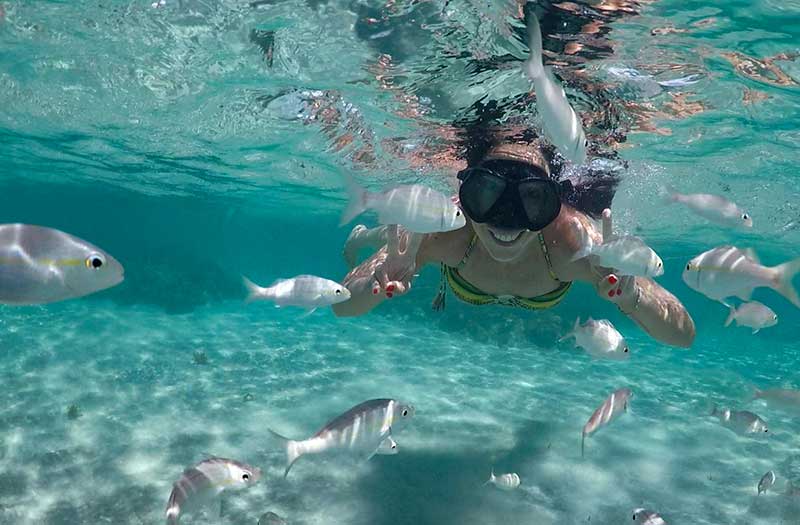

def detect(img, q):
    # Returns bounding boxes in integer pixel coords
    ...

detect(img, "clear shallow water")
[1,1,800,524]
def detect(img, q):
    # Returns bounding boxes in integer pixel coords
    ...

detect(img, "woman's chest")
[457,245,562,297]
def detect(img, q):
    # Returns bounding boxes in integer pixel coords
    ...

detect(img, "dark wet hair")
[453,107,622,219]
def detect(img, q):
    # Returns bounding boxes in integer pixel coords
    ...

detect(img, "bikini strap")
[433,234,477,311]
[458,234,478,269]
[538,231,560,282]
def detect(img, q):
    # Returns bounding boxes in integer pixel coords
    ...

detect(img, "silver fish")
[258,512,288,525]
[753,388,800,414]
[666,190,752,229]
[683,246,800,307]
[165,457,261,524]
[560,317,630,361]
[485,470,521,491]
[582,388,632,457]
[572,227,663,277]
[632,508,666,524]
[710,406,769,435]
[524,13,587,165]
[0,224,124,305]
[724,301,777,334]
[269,398,415,477]
[340,179,465,234]
[758,470,776,495]
[243,275,350,313]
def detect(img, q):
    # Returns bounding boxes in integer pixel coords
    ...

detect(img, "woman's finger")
[384,280,410,298]
[385,224,400,256]
[601,208,613,243]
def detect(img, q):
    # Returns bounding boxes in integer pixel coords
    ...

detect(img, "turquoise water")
[2,1,800,524]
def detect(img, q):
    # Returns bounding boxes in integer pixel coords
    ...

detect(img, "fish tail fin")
[166,504,180,525]
[243,276,271,303]
[483,469,495,486]
[524,11,544,79]
[724,306,736,327]
[569,222,594,262]
[340,176,369,227]
[772,257,800,308]
[559,317,579,342]
[268,429,301,478]
[660,185,680,204]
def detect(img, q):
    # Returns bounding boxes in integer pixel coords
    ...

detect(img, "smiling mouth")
[488,227,525,246]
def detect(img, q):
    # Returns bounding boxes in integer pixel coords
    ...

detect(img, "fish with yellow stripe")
[682,246,800,307]
[0,224,123,304]
[165,457,261,524]
[268,398,415,477]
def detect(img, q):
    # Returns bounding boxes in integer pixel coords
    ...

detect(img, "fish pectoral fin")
[298,308,317,319]
[752,329,760,334]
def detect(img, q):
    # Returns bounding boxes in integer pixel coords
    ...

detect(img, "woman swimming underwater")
[333,134,695,348]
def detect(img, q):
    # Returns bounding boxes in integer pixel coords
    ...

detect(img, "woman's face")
[471,221,537,262]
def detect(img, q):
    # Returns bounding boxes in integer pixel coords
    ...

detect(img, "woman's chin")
[480,226,535,261]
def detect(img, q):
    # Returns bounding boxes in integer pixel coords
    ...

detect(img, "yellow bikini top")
[431,232,572,311]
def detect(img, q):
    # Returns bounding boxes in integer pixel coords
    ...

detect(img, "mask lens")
[518,179,561,230]
[458,168,507,222]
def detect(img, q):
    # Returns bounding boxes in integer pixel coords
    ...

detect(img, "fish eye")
[242,473,250,481]
[657,261,662,268]
[335,289,342,295]
[742,213,749,220]
[456,210,462,217]
[686,263,692,271]
[85,253,105,270]
[402,409,408,417]
[624,347,629,353]
[764,429,768,433]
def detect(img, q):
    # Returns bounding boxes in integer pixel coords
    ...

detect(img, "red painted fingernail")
[386,292,393,298]
[608,276,618,285]
[372,287,379,295]
[608,290,615,297]
[386,284,395,292]
[616,289,623,296]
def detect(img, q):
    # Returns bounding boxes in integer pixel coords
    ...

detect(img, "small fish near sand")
[724,301,777,334]
[340,179,465,234]
[524,12,587,164]
[758,470,776,495]
[664,189,752,229]
[268,398,415,477]
[484,470,521,491]
[571,227,663,278]
[165,457,261,525]
[243,274,350,315]
[582,388,633,457]
[683,246,800,308]
[0,224,124,305]
[560,317,629,361]
[710,406,769,436]
[632,508,666,524]
[752,387,800,414]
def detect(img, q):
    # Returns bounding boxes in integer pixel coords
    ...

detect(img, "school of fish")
[3,8,799,525]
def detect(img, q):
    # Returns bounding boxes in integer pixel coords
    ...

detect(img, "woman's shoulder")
[542,206,602,281]
[417,223,475,267]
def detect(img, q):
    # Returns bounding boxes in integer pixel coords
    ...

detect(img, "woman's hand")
[371,225,424,299]
[593,208,638,310]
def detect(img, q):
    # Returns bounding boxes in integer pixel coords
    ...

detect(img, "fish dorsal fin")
[744,248,760,264]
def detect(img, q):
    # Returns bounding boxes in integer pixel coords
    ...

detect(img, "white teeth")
[491,230,523,243]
